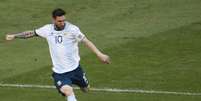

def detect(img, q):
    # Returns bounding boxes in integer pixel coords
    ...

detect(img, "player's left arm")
[81,37,111,64]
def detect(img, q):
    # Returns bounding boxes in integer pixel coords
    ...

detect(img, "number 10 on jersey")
[55,35,63,44]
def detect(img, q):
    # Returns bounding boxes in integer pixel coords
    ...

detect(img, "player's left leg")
[80,85,90,93]
[72,65,90,93]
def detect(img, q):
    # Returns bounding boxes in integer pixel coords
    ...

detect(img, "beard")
[54,23,65,31]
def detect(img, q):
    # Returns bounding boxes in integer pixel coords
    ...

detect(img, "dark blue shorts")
[52,65,89,96]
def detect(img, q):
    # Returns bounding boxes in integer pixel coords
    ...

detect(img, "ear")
[52,16,57,21]
[52,17,56,22]
[52,19,55,24]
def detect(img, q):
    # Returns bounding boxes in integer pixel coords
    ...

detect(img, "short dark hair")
[52,8,66,18]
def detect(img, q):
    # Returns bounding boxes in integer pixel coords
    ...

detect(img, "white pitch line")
[0,83,201,96]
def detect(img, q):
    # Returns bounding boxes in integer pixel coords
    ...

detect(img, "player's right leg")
[60,85,77,101]
[52,72,77,101]
[60,85,74,96]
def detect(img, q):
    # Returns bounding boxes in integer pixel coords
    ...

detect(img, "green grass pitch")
[0,0,201,101]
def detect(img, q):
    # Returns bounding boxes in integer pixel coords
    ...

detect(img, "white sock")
[67,93,77,101]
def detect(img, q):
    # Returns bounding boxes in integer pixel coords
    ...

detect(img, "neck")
[54,23,66,31]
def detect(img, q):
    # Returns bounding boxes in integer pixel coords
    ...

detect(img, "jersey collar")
[54,23,66,31]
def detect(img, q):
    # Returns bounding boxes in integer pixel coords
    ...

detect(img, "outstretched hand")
[97,53,111,64]
[5,34,15,41]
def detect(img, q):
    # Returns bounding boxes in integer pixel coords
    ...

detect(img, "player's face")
[53,16,66,29]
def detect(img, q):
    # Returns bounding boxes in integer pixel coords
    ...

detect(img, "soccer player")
[5,8,110,101]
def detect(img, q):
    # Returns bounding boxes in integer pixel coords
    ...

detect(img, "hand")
[6,34,15,41]
[97,53,111,64]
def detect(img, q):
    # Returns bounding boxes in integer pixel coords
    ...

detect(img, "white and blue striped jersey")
[35,22,85,73]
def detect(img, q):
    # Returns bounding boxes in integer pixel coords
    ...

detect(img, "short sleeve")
[71,25,85,42]
[35,25,50,38]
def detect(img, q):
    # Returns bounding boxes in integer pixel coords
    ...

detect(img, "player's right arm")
[5,30,37,41]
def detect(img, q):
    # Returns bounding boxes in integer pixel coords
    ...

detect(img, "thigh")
[71,65,89,88]
[52,72,72,96]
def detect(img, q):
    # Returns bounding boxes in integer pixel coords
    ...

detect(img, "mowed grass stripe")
[1,21,201,91]
[1,83,201,96]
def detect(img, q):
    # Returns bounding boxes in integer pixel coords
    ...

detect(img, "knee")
[60,85,74,96]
